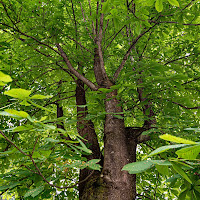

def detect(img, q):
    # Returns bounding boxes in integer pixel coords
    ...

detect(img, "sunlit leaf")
[4,88,31,99]
[4,109,29,118]
[155,0,163,12]
[176,144,200,159]
[122,160,154,174]
[156,165,169,175]
[148,144,188,157]
[0,71,12,83]
[159,134,196,144]
[24,186,44,198]
[168,0,179,7]
[30,94,53,99]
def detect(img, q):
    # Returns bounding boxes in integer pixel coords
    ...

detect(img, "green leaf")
[76,138,92,154]
[122,160,154,174]
[102,1,110,14]
[98,88,113,93]
[20,100,31,106]
[155,0,163,12]
[0,133,5,139]
[24,185,44,198]
[176,144,200,159]
[168,0,179,7]
[113,115,124,119]
[135,23,142,35]
[151,160,172,165]
[4,109,29,118]
[148,144,188,157]
[4,88,31,99]
[0,71,12,83]
[0,148,17,155]
[39,150,52,158]
[28,100,55,113]
[45,138,60,143]
[178,189,188,200]
[159,134,196,144]
[0,81,6,86]
[185,128,200,132]
[172,162,192,183]
[30,94,53,99]
[156,165,169,175]
[0,182,20,191]
[12,125,34,132]
[86,159,101,171]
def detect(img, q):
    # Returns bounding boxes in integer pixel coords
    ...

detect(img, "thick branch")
[94,0,109,83]
[56,43,98,91]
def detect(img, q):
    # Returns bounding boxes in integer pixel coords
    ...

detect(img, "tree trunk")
[102,89,135,200]
[75,79,102,198]
[79,88,136,200]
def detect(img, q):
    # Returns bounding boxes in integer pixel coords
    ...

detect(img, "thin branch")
[164,53,199,65]
[1,1,19,29]
[31,136,40,156]
[66,35,92,53]
[105,25,126,49]
[113,23,157,81]
[0,22,60,54]
[172,101,200,110]
[0,130,28,156]
[182,76,200,85]
[137,193,153,200]
[103,19,109,36]
[30,155,94,189]
[140,31,152,58]
[21,164,38,174]
[96,1,109,82]
[56,43,98,91]
[0,131,95,189]
[79,2,94,40]
[150,20,200,26]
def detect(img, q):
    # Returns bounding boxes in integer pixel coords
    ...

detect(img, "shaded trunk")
[75,79,102,198]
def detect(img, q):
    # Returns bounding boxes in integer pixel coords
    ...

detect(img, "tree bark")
[102,89,135,200]
[75,79,102,198]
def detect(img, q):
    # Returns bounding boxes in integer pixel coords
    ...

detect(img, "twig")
[0,22,59,54]
[105,25,126,49]
[172,101,200,110]
[31,136,40,156]
[0,130,28,156]
[113,23,157,81]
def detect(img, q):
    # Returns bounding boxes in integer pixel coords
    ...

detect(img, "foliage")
[0,0,200,199]
[123,134,200,199]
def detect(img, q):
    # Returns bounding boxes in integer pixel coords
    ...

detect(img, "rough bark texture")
[102,89,135,200]
[75,79,102,198]
[78,30,139,199]
[79,88,139,200]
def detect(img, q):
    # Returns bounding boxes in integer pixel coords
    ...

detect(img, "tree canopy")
[0,0,200,199]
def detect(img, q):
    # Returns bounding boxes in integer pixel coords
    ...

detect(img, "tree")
[0,0,200,199]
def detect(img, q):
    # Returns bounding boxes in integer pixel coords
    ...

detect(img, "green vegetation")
[0,0,200,199]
